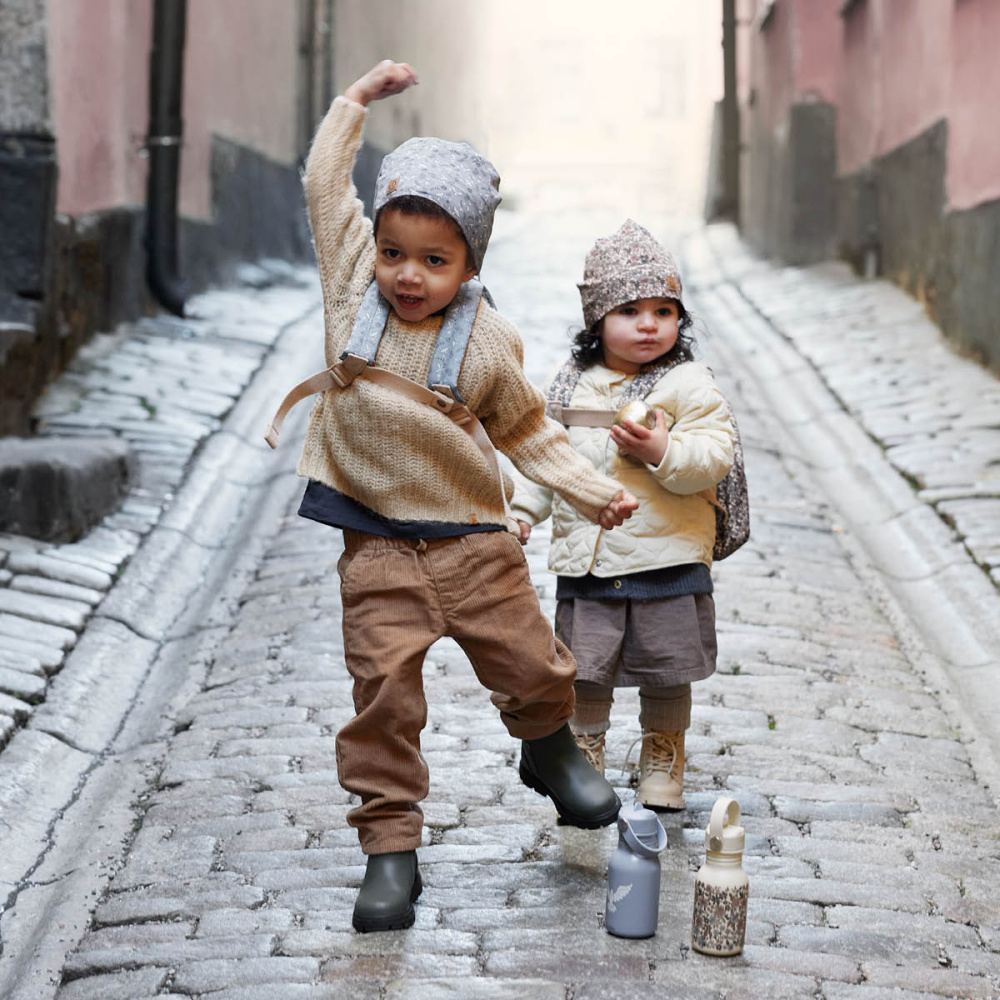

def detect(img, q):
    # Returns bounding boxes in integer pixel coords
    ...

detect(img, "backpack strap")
[427,281,486,398]
[545,357,586,416]
[548,404,615,428]
[343,280,391,362]
[263,278,513,525]
[265,278,492,446]
[263,353,368,449]
[545,355,688,422]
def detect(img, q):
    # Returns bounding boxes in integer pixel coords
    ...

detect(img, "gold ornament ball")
[614,400,656,430]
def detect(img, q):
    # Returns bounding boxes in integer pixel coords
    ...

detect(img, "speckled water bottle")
[691,797,748,956]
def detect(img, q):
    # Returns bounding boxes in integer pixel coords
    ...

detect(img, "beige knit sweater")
[296,97,621,528]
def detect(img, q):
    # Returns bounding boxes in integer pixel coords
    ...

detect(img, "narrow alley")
[1,211,998,999]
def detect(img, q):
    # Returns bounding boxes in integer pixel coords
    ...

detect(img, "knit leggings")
[570,680,691,735]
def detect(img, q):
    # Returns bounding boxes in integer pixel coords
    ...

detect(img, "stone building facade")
[0,0,330,435]
[737,0,1000,370]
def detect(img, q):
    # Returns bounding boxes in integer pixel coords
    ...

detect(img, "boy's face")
[601,297,680,374]
[375,209,476,323]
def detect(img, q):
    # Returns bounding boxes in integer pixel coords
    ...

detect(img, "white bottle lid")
[704,796,745,854]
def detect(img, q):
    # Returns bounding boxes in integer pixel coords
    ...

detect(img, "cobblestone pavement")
[5,213,1000,998]
[696,225,1000,588]
[685,225,1000,783]
[0,260,319,748]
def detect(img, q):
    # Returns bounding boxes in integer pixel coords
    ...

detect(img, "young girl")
[511,219,735,810]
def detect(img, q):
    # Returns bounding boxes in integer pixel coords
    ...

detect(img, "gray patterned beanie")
[374,137,502,273]
[577,219,683,329]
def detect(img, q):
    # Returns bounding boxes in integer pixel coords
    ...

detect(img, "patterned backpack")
[546,356,750,561]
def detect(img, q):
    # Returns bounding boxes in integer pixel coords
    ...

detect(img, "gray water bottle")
[605,800,668,938]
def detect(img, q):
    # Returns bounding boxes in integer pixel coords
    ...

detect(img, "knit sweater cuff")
[563,474,622,524]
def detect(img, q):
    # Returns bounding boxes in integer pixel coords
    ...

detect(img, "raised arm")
[343,60,418,107]
[304,61,418,297]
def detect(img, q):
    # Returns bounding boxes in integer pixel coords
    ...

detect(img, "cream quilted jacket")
[511,361,735,577]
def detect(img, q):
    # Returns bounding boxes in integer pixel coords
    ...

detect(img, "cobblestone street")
[2,214,1000,999]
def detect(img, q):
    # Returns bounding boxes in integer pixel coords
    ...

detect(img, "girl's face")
[600,297,680,374]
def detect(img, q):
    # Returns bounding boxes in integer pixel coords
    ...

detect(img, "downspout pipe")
[720,0,741,224]
[145,0,189,317]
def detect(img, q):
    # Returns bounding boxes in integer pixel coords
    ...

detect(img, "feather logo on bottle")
[606,882,633,913]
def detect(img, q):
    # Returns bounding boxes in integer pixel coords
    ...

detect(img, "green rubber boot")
[519,723,621,828]
[352,850,422,933]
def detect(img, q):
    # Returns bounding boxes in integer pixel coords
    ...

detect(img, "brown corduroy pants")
[335,529,577,855]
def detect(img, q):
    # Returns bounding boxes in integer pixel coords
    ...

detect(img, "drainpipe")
[720,0,741,223]
[145,0,189,317]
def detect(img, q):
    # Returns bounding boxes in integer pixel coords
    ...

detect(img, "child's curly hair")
[570,301,696,368]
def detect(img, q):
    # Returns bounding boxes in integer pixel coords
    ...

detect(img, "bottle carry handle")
[708,797,741,852]
[621,817,668,859]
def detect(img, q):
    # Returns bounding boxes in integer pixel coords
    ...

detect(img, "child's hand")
[344,60,418,107]
[516,520,532,545]
[610,408,670,467]
[598,490,639,529]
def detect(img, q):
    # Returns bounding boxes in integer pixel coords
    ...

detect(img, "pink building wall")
[755,0,795,133]
[948,0,1000,211]
[739,0,842,262]
[837,0,999,212]
[838,0,952,171]
[744,0,840,131]
[181,0,300,220]
[878,0,951,157]
[791,0,840,104]
[47,0,300,221]
[741,0,1000,368]
[837,0,879,175]
[48,0,152,215]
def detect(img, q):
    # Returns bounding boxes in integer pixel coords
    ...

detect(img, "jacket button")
[596,559,602,566]
[613,579,622,589]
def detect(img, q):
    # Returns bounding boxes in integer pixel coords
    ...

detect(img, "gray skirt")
[555,594,717,688]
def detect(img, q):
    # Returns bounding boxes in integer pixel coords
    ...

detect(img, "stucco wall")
[740,0,840,262]
[837,0,879,176]
[48,0,151,215]
[792,0,840,103]
[48,0,302,221]
[837,0,984,207]
[181,0,301,220]
[756,0,795,132]
[0,0,59,434]
[28,0,312,435]
[332,0,483,156]
[948,0,1000,211]
[834,0,1000,369]
[877,0,951,156]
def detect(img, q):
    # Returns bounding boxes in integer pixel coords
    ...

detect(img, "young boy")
[294,60,638,933]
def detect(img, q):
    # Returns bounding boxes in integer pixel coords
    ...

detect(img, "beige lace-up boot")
[636,730,686,810]
[573,731,606,776]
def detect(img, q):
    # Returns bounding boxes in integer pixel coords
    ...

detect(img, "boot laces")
[624,731,679,779]
[575,732,605,771]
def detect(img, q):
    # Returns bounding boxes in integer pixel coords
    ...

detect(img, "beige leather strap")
[264,369,335,449]
[549,404,616,428]
[264,354,513,524]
